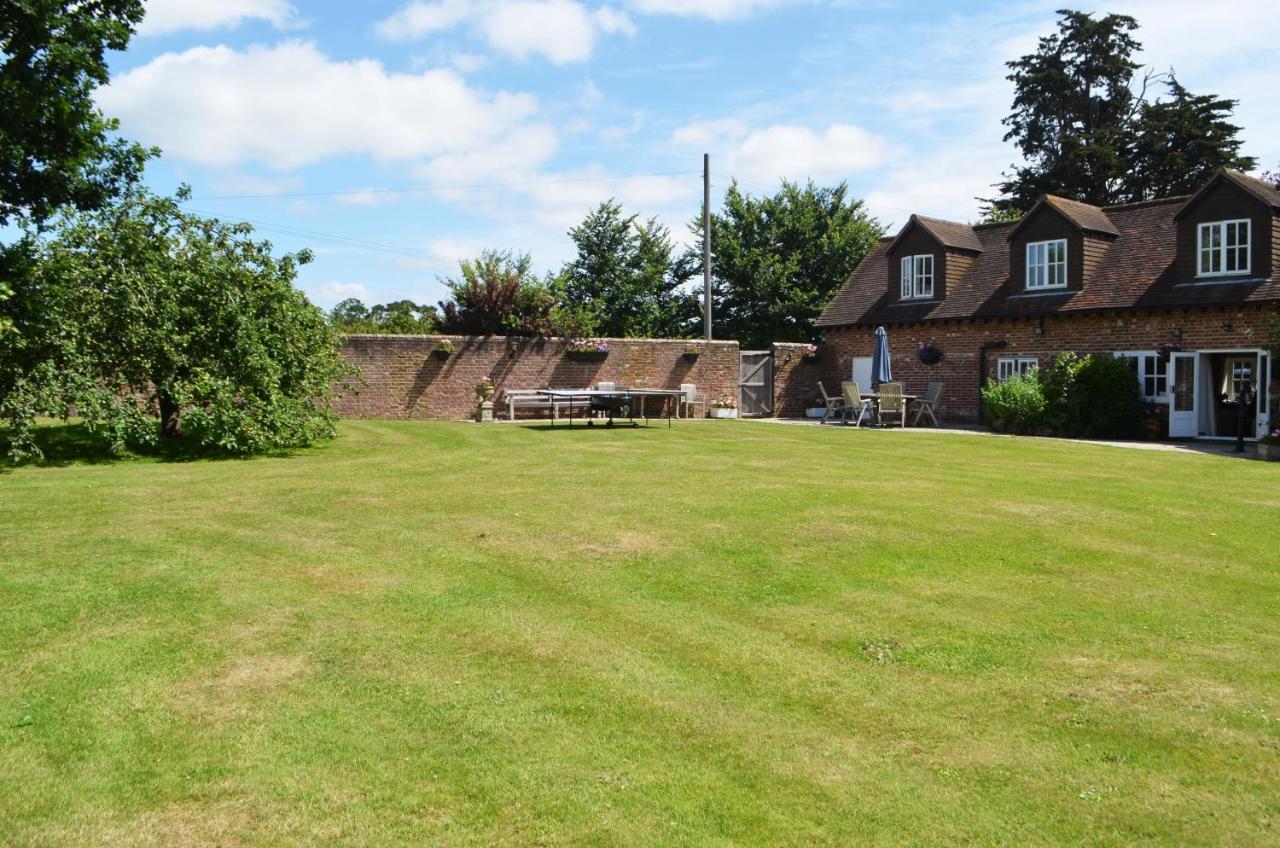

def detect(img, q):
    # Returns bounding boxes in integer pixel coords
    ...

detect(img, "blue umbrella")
[870,326,892,388]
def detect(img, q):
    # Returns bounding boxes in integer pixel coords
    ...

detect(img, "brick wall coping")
[339,333,738,347]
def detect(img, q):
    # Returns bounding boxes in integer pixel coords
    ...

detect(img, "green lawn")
[2,420,1278,846]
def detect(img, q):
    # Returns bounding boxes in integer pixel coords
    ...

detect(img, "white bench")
[505,389,588,421]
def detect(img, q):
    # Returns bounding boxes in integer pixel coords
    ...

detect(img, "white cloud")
[674,121,890,184]
[482,0,599,64]
[628,0,799,20]
[593,6,637,34]
[139,0,302,36]
[308,281,370,306]
[375,1,632,64]
[98,41,545,170]
[336,189,398,207]
[671,118,746,148]
[375,0,476,40]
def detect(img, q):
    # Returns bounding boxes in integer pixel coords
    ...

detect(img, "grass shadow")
[1,421,302,469]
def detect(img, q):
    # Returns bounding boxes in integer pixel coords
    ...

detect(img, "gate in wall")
[738,351,774,417]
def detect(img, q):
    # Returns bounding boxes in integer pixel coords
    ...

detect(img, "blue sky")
[97,0,1279,308]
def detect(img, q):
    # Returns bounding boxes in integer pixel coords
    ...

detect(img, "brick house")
[815,169,1279,440]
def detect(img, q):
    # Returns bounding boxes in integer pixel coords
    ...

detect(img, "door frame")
[1168,351,1198,438]
[1191,347,1271,440]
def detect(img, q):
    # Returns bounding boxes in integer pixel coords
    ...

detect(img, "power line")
[186,209,456,262]
[187,170,701,201]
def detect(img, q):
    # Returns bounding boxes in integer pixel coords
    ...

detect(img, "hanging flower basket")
[432,340,454,359]
[916,341,943,365]
[682,344,700,361]
[799,343,819,363]
[1156,342,1184,363]
[566,338,609,360]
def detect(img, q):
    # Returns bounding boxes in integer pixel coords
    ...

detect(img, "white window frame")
[996,357,1038,382]
[899,254,934,300]
[1197,219,1250,277]
[1115,351,1169,401]
[1026,239,1068,290]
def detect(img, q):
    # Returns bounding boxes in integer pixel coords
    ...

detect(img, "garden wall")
[336,335,740,420]
[823,304,1279,422]
[770,342,840,418]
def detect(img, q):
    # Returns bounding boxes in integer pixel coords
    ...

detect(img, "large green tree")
[1,0,152,225]
[0,188,354,461]
[992,9,1255,214]
[678,180,882,349]
[559,200,698,338]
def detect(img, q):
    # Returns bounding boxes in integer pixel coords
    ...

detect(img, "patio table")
[858,392,918,426]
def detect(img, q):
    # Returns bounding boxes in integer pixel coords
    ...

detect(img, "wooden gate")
[739,351,773,417]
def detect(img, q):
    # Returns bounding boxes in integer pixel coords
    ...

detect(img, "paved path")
[747,417,1271,461]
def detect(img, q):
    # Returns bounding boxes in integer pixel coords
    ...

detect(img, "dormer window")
[1197,219,1250,277]
[1026,239,1067,289]
[900,254,934,299]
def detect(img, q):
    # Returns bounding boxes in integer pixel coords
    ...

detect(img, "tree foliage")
[0,0,153,225]
[329,298,439,334]
[560,200,698,338]
[678,180,882,349]
[991,9,1255,213]
[437,250,594,338]
[0,188,354,462]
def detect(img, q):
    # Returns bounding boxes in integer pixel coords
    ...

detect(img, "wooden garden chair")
[877,382,906,427]
[816,381,845,424]
[911,383,944,427]
[840,381,874,427]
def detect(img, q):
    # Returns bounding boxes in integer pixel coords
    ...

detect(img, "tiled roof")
[1175,169,1280,220]
[1008,195,1119,239]
[888,215,984,253]
[817,194,1280,328]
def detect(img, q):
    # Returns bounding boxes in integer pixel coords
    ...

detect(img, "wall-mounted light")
[1034,316,1045,336]
[1174,327,1184,341]
[1223,319,1234,332]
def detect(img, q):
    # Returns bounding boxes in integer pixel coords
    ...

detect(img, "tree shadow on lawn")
[0,421,302,470]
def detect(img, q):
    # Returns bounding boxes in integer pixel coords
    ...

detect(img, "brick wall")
[335,335,740,419]
[824,304,1279,422]
[772,342,840,417]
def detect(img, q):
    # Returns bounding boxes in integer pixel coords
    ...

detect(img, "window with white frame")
[996,357,1038,381]
[899,254,934,299]
[1026,239,1067,289]
[1115,352,1168,401]
[1197,220,1250,277]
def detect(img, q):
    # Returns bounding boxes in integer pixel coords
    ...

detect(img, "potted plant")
[682,343,700,361]
[917,340,943,365]
[1141,402,1168,441]
[804,397,827,419]
[475,375,495,402]
[1260,429,1280,461]
[567,338,609,360]
[432,339,455,359]
[710,398,738,419]
[799,343,819,363]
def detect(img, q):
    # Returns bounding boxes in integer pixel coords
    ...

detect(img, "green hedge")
[983,352,1143,439]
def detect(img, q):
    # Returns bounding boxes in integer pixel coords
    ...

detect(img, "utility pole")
[703,153,712,341]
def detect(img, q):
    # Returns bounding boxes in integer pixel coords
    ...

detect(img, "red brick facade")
[335,335,739,420]
[823,304,1279,423]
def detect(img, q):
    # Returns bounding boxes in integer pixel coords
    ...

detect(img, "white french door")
[1168,352,1198,438]
[1257,352,1271,438]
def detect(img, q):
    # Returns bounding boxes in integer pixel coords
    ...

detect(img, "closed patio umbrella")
[870,326,892,388]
